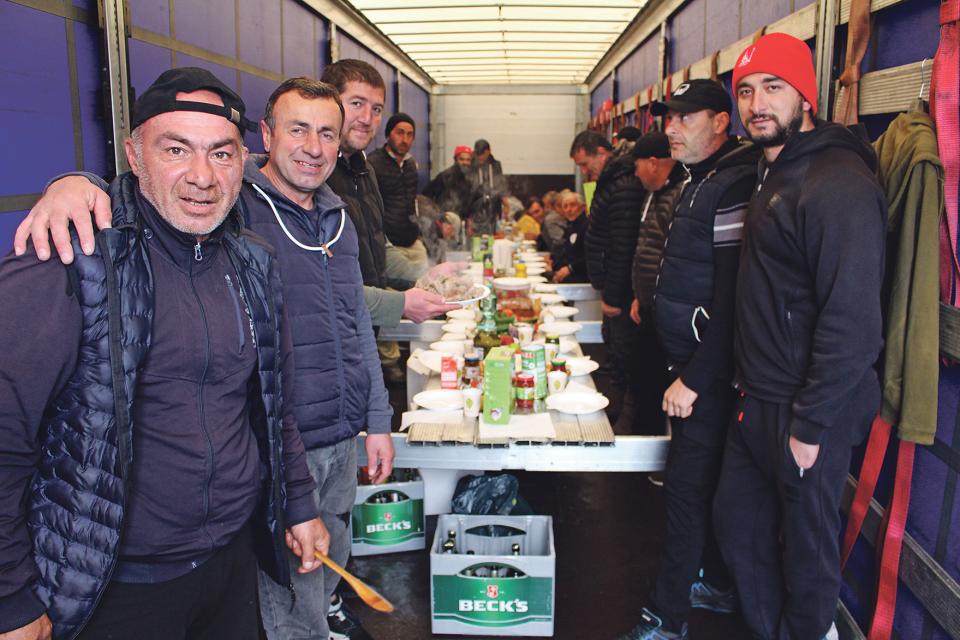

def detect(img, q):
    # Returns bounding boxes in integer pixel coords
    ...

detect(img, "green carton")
[483,346,514,425]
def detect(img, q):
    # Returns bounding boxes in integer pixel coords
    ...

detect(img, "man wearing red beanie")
[713,32,887,640]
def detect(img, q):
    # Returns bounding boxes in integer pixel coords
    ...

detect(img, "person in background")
[714,33,885,640]
[470,138,508,235]
[618,79,760,640]
[515,196,544,240]
[540,189,568,258]
[552,191,589,284]
[414,194,451,263]
[423,145,476,232]
[628,132,686,436]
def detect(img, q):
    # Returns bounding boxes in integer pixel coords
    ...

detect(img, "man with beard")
[617,80,760,640]
[0,68,326,640]
[424,145,476,228]
[714,33,885,640]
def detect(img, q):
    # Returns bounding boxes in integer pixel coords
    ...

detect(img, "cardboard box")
[430,514,555,636]
[350,469,425,556]
[483,346,515,425]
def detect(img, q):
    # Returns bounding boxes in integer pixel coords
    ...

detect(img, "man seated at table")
[552,191,588,283]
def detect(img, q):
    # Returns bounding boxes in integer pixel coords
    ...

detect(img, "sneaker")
[328,594,373,640]
[689,580,738,614]
[615,608,688,640]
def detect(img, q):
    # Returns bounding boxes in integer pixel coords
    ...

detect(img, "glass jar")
[514,373,536,414]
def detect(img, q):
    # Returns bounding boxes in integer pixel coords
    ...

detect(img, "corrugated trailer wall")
[0,0,429,254]
[398,73,431,191]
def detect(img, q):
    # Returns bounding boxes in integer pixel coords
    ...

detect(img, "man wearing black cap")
[617,79,760,640]
[626,132,685,436]
[0,68,326,640]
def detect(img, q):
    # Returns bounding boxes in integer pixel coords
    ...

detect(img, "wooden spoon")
[314,551,395,613]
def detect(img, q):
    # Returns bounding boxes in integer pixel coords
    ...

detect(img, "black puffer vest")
[327,151,387,288]
[654,141,758,364]
[367,146,420,247]
[29,174,291,639]
[632,163,686,313]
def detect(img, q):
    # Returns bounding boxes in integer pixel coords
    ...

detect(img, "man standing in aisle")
[570,129,648,432]
[423,145,476,228]
[714,33,885,640]
[0,68,327,640]
[618,79,760,640]
[470,138,507,235]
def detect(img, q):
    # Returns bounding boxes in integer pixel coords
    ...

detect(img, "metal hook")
[918,58,930,98]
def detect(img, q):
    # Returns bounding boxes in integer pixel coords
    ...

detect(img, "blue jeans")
[258,437,358,639]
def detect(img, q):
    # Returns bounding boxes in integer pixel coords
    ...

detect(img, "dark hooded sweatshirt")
[735,121,886,445]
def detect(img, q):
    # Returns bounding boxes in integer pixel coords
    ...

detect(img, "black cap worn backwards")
[131,67,257,133]
[615,126,642,142]
[650,79,731,117]
[632,131,671,159]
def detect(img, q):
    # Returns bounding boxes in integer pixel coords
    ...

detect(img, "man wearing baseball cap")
[0,68,327,639]
[618,79,760,640]
[713,33,885,640]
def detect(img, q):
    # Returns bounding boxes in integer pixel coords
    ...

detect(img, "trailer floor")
[346,346,754,639]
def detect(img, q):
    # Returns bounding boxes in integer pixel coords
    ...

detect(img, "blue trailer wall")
[399,73,431,190]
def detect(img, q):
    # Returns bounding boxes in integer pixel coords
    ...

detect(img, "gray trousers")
[258,437,358,639]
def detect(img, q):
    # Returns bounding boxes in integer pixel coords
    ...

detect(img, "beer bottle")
[511,543,521,556]
[442,539,456,554]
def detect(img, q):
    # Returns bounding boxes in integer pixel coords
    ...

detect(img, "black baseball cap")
[650,79,731,117]
[632,131,671,159]
[615,126,642,142]
[132,67,257,133]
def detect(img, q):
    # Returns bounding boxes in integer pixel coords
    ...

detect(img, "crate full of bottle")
[430,514,555,636]
[350,468,425,556]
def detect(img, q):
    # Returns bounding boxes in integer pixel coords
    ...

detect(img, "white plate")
[430,341,465,355]
[492,277,529,288]
[442,320,476,333]
[543,305,578,319]
[445,284,490,306]
[533,293,566,305]
[415,350,452,373]
[565,356,600,377]
[539,321,583,336]
[534,284,558,293]
[545,391,609,415]
[526,266,546,275]
[521,257,546,264]
[526,275,548,284]
[463,263,483,273]
[534,336,577,354]
[440,332,466,341]
[413,389,464,411]
[446,308,476,321]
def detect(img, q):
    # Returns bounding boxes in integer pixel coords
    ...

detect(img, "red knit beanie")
[732,32,818,115]
[453,145,473,158]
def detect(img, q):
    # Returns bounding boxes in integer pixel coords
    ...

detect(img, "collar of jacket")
[244,154,346,214]
[338,149,370,177]
[384,145,413,165]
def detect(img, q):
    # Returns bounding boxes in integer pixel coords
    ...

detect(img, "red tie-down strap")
[840,414,916,640]
[932,0,960,306]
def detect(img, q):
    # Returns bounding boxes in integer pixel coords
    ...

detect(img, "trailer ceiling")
[347,1,648,84]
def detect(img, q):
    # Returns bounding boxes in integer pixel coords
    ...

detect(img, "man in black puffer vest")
[0,69,324,640]
[627,132,686,436]
[571,130,649,432]
[617,80,760,640]
[715,34,884,640]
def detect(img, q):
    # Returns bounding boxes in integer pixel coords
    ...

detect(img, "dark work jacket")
[327,151,387,288]
[584,153,649,309]
[556,214,590,283]
[423,164,474,219]
[239,158,392,447]
[632,162,686,315]
[367,146,421,247]
[735,121,885,445]
[0,174,316,639]
[654,138,760,387]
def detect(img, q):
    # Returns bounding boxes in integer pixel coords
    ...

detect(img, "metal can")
[520,344,547,399]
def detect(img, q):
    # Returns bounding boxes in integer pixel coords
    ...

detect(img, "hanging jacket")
[735,121,886,445]
[1,173,314,639]
[632,162,686,317]
[584,153,649,310]
[655,138,760,387]
[367,146,421,247]
[874,111,943,444]
[239,158,393,448]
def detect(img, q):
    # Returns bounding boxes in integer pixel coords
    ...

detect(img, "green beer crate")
[430,514,555,636]
[350,469,425,556]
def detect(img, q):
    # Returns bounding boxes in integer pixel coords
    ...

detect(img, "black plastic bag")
[451,473,532,515]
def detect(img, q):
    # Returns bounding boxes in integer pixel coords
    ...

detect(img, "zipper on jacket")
[194,241,203,262]
[225,274,246,355]
[320,232,348,426]
[235,278,257,349]
[190,260,216,549]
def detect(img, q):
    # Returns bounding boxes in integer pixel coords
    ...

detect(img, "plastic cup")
[463,387,482,418]
[547,370,568,395]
